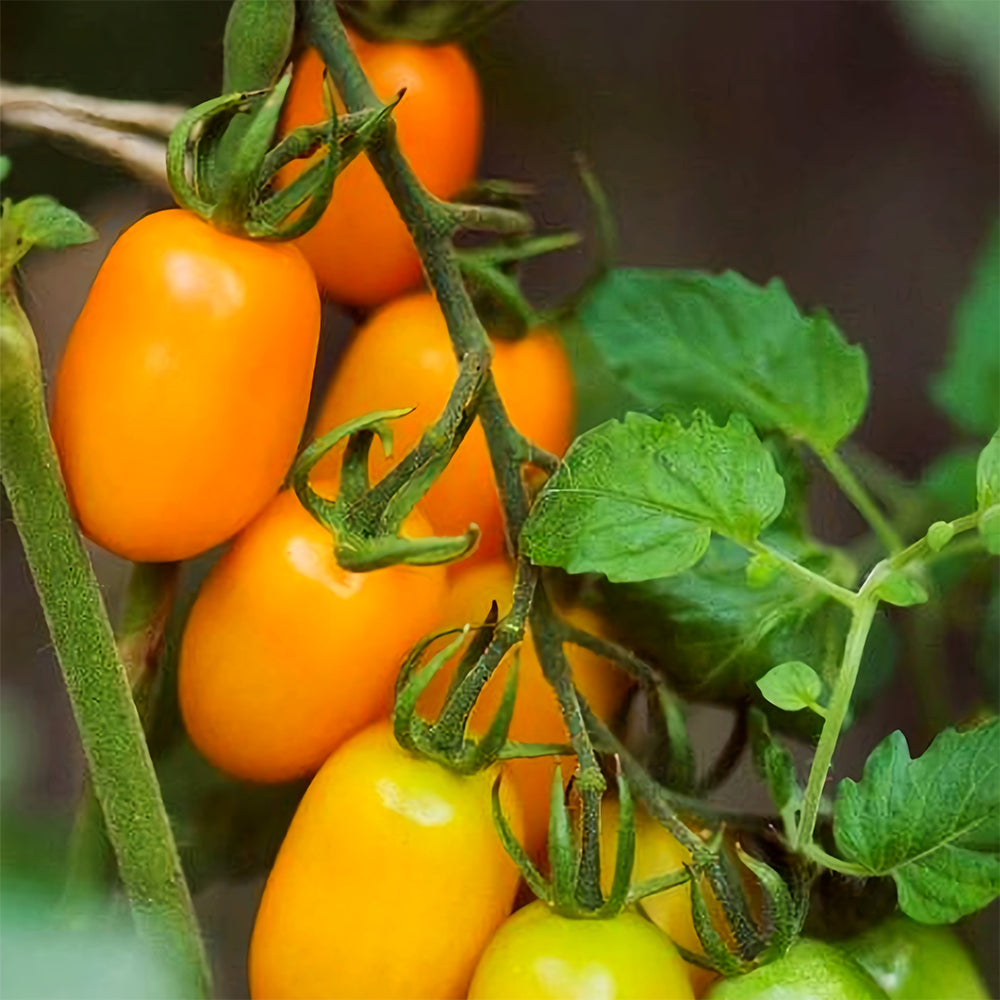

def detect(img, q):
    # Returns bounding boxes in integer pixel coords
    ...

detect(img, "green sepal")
[547,763,577,913]
[652,682,696,792]
[445,601,498,704]
[392,629,467,752]
[688,867,746,976]
[627,867,690,905]
[467,650,520,770]
[496,741,574,760]
[734,846,798,964]
[596,766,636,917]
[491,775,551,903]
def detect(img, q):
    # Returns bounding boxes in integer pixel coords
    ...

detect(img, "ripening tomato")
[178,485,445,783]
[51,209,319,562]
[600,801,761,997]
[842,916,989,1000]
[249,721,524,999]
[280,38,482,306]
[313,293,575,563]
[467,900,695,1000]
[708,940,889,999]
[419,559,630,856]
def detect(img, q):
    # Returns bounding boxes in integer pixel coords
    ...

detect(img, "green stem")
[820,449,904,554]
[753,540,858,609]
[0,291,210,997]
[794,597,877,851]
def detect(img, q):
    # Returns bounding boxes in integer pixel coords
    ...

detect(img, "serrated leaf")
[977,430,999,512]
[757,661,824,713]
[874,570,930,607]
[834,719,1000,923]
[932,222,1000,437]
[521,411,785,582]
[579,268,869,454]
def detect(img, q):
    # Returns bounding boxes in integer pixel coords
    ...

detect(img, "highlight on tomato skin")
[178,486,447,784]
[279,35,483,306]
[312,292,576,565]
[51,209,321,563]
[418,557,631,857]
[248,720,525,1000]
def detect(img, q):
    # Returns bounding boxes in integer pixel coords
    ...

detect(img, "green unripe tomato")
[708,940,889,1000]
[842,916,989,1000]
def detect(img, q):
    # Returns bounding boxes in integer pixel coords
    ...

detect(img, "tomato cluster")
[48,19,992,1000]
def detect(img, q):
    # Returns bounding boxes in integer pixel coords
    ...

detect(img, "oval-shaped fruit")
[420,558,630,856]
[249,721,524,999]
[52,209,319,562]
[313,293,575,562]
[708,940,889,1000]
[467,899,695,999]
[280,38,481,306]
[841,916,989,1000]
[179,487,445,782]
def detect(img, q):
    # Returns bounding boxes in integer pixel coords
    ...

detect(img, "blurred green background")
[2,2,997,997]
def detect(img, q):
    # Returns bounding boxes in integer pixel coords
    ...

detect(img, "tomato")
[467,899,695,999]
[841,916,989,1000]
[707,940,889,1000]
[280,38,481,306]
[312,293,575,562]
[598,802,726,996]
[178,485,445,783]
[51,209,319,562]
[418,558,630,856]
[248,720,524,999]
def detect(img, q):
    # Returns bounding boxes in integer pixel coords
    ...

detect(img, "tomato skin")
[419,559,630,856]
[281,40,481,306]
[841,916,989,1000]
[707,940,889,1000]
[248,721,524,999]
[467,900,695,999]
[313,293,575,562]
[178,488,445,783]
[51,209,319,562]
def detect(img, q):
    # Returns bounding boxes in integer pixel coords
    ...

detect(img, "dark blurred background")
[2,2,997,997]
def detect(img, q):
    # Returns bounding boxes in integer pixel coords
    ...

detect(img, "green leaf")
[977,429,999,511]
[932,222,1000,437]
[921,448,979,522]
[874,570,930,607]
[579,268,869,453]
[522,411,785,583]
[600,531,894,735]
[12,196,97,251]
[756,661,825,714]
[834,719,1000,923]
[980,506,1000,556]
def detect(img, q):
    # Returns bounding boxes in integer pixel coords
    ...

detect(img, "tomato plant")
[178,485,446,783]
[1,2,997,1000]
[51,209,320,562]
[467,899,695,1000]
[248,721,523,999]
[279,37,482,306]
[312,292,575,560]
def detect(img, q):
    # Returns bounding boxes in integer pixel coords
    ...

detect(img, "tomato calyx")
[165,71,401,240]
[291,408,481,571]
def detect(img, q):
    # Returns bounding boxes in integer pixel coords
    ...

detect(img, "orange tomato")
[249,721,524,999]
[313,293,575,563]
[51,209,319,562]
[280,38,482,306]
[178,485,446,783]
[419,559,631,856]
